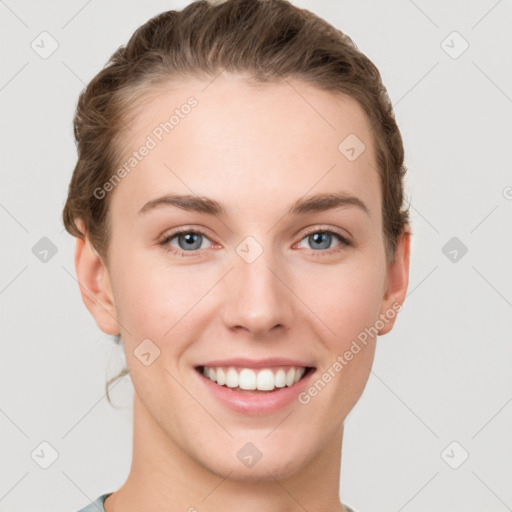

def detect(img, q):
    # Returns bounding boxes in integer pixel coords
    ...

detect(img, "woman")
[63,0,411,510]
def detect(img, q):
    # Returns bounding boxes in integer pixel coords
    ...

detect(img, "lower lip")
[195,367,316,415]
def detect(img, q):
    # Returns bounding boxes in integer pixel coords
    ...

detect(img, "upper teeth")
[202,366,306,391]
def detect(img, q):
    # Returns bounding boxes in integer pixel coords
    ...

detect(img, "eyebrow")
[137,192,370,217]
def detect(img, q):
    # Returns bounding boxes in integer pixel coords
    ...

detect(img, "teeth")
[256,369,275,391]
[226,368,239,388]
[239,368,257,390]
[216,368,226,386]
[274,369,286,388]
[285,367,296,386]
[201,365,307,391]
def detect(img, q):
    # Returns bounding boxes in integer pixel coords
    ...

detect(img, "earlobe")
[378,229,411,335]
[74,222,120,336]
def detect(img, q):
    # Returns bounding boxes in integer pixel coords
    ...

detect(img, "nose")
[220,248,295,337]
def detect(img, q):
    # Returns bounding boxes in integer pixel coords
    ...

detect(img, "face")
[77,72,409,482]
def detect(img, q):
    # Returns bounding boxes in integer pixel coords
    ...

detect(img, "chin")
[192,440,316,483]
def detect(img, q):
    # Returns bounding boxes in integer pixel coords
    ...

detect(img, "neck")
[105,392,346,512]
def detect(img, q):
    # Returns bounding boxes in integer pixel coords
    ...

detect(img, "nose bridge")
[222,237,294,335]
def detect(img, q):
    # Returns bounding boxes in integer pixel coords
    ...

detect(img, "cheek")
[110,256,206,345]
[297,258,386,347]
[298,263,385,417]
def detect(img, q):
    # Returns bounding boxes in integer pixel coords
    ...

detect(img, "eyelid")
[158,225,214,244]
[298,224,352,243]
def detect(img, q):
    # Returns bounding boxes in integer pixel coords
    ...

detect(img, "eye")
[295,228,352,256]
[158,226,352,258]
[158,228,213,257]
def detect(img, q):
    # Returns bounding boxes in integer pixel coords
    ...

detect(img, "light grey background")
[1,1,511,511]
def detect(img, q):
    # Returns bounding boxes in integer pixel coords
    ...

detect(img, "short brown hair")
[62,0,410,402]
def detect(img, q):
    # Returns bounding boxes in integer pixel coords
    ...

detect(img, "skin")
[75,71,410,512]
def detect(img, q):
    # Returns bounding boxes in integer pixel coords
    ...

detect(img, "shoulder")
[343,504,360,512]
[73,493,112,512]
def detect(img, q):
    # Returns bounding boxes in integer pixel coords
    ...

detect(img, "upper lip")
[197,358,315,369]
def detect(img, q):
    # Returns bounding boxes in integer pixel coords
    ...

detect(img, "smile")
[193,357,317,414]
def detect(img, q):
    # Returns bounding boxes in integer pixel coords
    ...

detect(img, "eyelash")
[158,226,352,258]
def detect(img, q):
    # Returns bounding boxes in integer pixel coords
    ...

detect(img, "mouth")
[195,365,316,394]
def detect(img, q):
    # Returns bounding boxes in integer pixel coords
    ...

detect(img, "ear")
[74,220,120,335]
[378,228,411,335]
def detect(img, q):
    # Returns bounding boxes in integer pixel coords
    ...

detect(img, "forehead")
[109,73,381,222]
